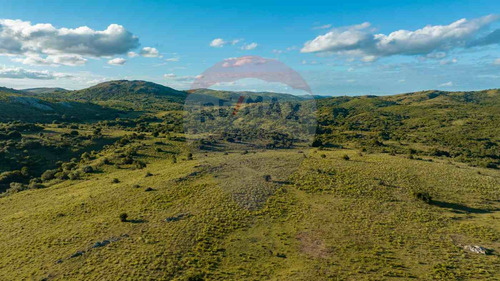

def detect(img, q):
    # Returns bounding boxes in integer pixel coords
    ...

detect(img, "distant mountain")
[0,87,24,94]
[189,88,310,103]
[63,80,188,110]
[23,87,69,94]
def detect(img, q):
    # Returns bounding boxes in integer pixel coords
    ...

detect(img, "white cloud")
[127,51,139,57]
[241,42,258,50]
[0,66,72,79]
[494,58,500,65]
[210,38,243,48]
[0,19,139,59]
[163,73,176,78]
[301,15,500,61]
[13,54,87,66]
[221,56,266,68]
[165,57,179,62]
[313,24,332,30]
[210,38,226,48]
[107,57,126,65]
[163,73,198,82]
[140,47,160,57]
[231,39,242,45]
[439,81,453,87]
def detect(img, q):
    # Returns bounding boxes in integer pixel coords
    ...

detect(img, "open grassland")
[1,134,499,280]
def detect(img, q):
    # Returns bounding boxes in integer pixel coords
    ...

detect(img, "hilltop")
[23,87,69,95]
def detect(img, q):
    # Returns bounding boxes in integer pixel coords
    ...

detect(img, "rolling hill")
[0,83,499,279]
[23,87,69,95]
[63,80,187,110]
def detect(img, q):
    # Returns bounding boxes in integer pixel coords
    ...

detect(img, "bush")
[8,182,27,193]
[112,178,120,183]
[413,191,432,204]
[41,169,58,181]
[82,166,94,173]
[119,213,128,222]
[133,160,146,169]
[320,154,326,158]
[68,171,80,180]
[342,154,350,161]
[263,175,272,182]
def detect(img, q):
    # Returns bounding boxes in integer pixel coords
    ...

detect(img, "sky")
[1,0,500,96]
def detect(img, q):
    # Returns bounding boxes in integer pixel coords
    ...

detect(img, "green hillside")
[64,80,187,111]
[189,88,309,104]
[0,84,499,280]
[23,88,69,95]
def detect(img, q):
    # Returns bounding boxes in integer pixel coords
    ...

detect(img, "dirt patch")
[297,231,331,259]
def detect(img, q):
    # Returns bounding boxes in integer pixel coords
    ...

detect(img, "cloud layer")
[0,66,71,79]
[301,15,500,61]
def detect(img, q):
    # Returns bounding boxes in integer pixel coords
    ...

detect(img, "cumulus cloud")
[0,19,139,67]
[210,38,242,48]
[241,42,258,50]
[301,15,500,61]
[127,51,139,57]
[107,57,126,65]
[140,47,160,57]
[0,19,139,57]
[210,38,227,48]
[0,66,71,79]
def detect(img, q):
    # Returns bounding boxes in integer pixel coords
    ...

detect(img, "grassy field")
[1,133,499,280]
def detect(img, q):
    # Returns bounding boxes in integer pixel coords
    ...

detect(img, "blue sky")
[1,0,500,95]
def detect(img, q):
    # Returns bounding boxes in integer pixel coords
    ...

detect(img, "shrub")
[133,160,146,169]
[413,191,432,204]
[112,178,120,183]
[8,182,27,193]
[187,153,193,160]
[119,213,128,222]
[320,154,326,158]
[263,175,272,182]
[82,166,94,173]
[342,154,350,161]
[41,169,58,181]
[55,171,69,180]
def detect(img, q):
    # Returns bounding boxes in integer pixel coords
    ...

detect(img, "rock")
[464,245,491,255]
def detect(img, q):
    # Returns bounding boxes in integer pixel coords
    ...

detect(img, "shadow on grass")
[430,200,499,214]
[128,219,148,224]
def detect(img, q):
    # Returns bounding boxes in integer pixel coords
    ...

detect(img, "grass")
[0,136,499,280]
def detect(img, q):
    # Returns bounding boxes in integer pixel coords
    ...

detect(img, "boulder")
[463,245,491,255]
